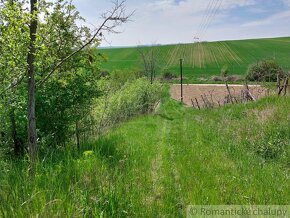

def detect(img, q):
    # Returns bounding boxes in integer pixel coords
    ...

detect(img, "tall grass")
[0,89,289,217]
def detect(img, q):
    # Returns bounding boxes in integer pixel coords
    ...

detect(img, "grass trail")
[0,92,289,217]
[91,94,289,216]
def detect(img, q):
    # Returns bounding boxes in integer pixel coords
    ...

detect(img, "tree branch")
[37,0,133,87]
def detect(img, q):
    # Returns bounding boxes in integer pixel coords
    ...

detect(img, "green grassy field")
[1,88,289,217]
[100,37,290,81]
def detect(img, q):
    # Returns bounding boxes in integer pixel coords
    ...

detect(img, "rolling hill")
[100,37,290,80]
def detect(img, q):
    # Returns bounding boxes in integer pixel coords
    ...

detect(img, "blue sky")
[73,0,290,46]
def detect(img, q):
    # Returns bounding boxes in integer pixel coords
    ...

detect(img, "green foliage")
[246,59,285,82]
[0,0,162,152]
[35,0,96,80]
[162,70,178,80]
[0,1,29,89]
[36,67,101,147]
[0,1,31,155]
[0,96,289,216]
[94,78,162,134]
[0,1,289,216]
[0,0,102,151]
[110,70,144,90]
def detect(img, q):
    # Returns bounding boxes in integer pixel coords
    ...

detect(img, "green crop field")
[100,37,290,80]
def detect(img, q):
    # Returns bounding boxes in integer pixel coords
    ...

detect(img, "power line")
[199,0,223,40]
[195,0,216,39]
[195,0,219,40]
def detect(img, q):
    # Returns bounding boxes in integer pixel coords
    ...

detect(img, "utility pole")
[180,58,183,103]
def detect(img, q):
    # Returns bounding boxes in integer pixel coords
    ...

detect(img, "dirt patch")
[170,84,268,108]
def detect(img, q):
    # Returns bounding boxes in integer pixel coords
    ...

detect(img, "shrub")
[110,70,145,90]
[162,71,177,80]
[94,78,162,134]
[246,60,285,82]
[134,70,147,78]
[99,70,110,78]
[36,68,100,147]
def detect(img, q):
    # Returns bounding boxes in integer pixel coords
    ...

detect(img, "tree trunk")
[27,0,38,174]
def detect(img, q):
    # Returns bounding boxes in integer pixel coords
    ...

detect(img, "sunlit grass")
[0,90,289,217]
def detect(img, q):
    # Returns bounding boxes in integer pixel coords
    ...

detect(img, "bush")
[246,60,285,82]
[162,71,177,80]
[110,70,145,90]
[99,70,110,78]
[36,68,100,147]
[94,78,162,134]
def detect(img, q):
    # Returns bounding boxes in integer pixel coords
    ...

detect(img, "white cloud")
[221,0,256,9]
[71,0,290,46]
[242,10,290,27]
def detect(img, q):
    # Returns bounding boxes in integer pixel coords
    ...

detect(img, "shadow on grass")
[89,135,127,168]
[156,113,175,121]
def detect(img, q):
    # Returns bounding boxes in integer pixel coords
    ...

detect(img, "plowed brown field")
[170,84,268,108]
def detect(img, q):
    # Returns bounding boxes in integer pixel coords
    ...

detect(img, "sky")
[73,0,290,47]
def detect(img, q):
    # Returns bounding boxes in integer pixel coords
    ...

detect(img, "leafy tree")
[246,59,285,82]
[0,1,29,156]
[36,51,102,149]
[0,0,132,171]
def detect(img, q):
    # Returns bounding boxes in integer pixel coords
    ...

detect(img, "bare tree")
[137,46,157,84]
